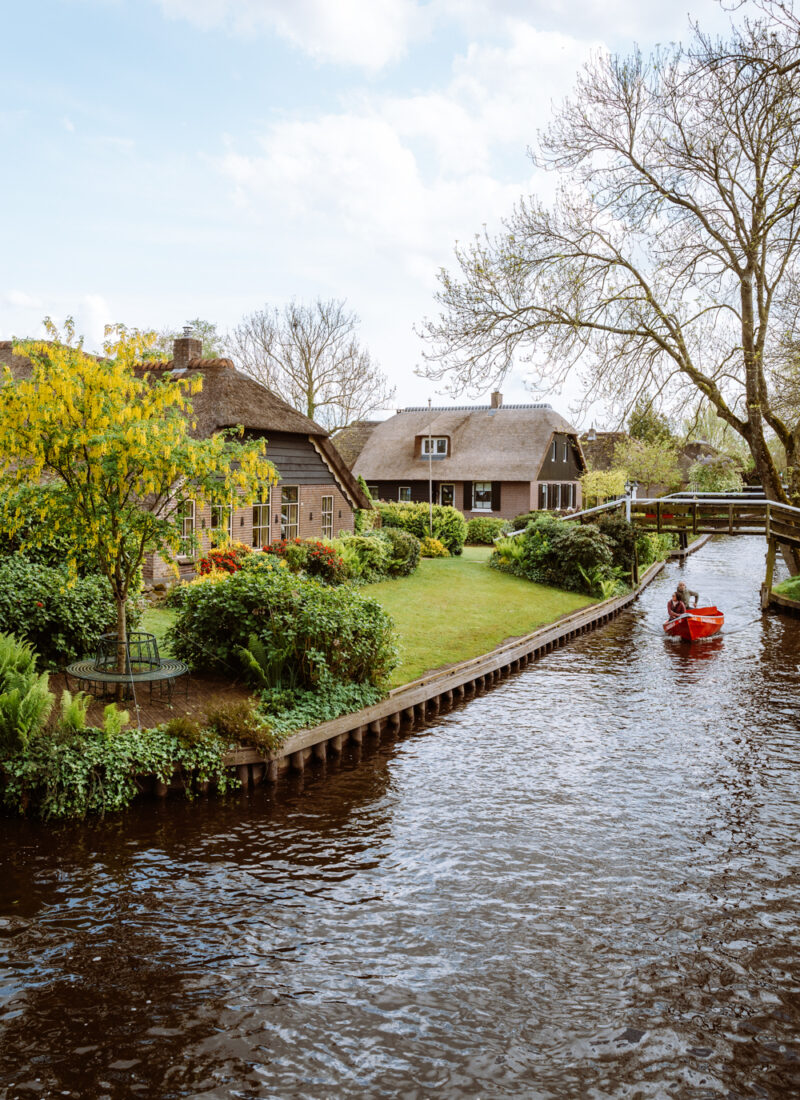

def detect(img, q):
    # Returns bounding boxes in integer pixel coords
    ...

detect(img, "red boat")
[663,606,724,641]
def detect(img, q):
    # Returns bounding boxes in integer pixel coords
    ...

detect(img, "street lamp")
[427,397,434,537]
[624,479,639,522]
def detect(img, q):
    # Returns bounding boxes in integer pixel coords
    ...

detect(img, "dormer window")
[422,437,448,457]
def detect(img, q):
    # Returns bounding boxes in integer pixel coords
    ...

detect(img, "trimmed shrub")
[492,514,614,594]
[167,568,397,689]
[420,537,449,558]
[0,557,141,667]
[376,502,467,555]
[466,517,509,544]
[333,534,391,583]
[377,527,421,577]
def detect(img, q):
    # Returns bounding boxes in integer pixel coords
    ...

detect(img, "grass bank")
[774,575,800,601]
[141,549,593,691]
[364,546,592,687]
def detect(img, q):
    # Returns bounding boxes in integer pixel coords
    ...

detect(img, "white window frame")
[551,439,557,460]
[321,494,333,539]
[252,499,270,548]
[398,486,411,502]
[210,502,233,545]
[563,441,568,462]
[541,483,548,509]
[473,482,492,512]
[281,485,299,540]
[422,436,448,457]
[178,498,195,556]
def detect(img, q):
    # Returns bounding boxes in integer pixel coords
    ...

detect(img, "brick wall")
[143,481,356,584]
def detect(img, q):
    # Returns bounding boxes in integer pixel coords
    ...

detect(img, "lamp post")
[624,479,639,522]
[427,397,434,537]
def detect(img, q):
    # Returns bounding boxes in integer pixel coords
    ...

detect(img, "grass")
[365,546,592,687]
[140,606,176,658]
[774,575,800,601]
[142,549,593,689]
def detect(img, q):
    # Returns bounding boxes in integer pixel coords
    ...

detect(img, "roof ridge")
[399,403,553,412]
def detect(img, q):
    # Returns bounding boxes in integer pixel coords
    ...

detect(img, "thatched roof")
[0,341,33,380]
[137,358,326,438]
[579,431,627,471]
[331,420,381,468]
[353,403,581,481]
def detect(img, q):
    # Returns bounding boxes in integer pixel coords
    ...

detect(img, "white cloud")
[157,0,425,69]
[6,290,43,309]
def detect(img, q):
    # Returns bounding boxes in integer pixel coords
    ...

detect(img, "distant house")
[579,427,724,497]
[1,335,370,582]
[342,393,586,520]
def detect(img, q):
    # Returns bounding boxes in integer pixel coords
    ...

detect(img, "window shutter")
[491,482,501,512]
[463,482,472,510]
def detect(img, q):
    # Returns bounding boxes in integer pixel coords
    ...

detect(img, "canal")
[1,537,799,1098]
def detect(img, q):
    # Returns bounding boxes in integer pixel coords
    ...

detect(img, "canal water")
[1,537,799,1099]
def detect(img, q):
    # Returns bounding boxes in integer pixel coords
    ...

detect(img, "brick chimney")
[173,328,202,369]
[490,391,503,408]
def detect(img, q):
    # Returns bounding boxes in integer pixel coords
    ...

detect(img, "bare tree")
[228,299,395,432]
[420,8,800,534]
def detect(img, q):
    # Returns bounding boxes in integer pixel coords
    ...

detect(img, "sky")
[1,0,735,425]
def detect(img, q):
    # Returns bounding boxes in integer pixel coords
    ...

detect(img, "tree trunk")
[115,596,128,702]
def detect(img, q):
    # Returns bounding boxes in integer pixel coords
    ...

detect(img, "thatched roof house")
[350,393,586,518]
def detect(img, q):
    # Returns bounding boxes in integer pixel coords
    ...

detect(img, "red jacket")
[667,597,687,620]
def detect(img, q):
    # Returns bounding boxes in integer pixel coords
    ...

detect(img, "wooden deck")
[50,670,255,729]
[630,497,800,547]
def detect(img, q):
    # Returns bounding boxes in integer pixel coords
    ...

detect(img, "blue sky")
[2,0,733,422]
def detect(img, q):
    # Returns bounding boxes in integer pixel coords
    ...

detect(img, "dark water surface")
[2,538,799,1099]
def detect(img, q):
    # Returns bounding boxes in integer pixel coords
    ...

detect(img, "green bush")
[377,527,421,577]
[333,534,391,582]
[637,532,675,568]
[168,568,397,689]
[0,557,141,667]
[264,538,347,584]
[258,672,383,736]
[465,517,509,544]
[492,514,614,594]
[688,457,744,493]
[376,502,467,555]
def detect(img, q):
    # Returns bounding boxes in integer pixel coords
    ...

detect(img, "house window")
[367,485,379,499]
[439,483,454,507]
[322,495,333,538]
[210,502,233,546]
[563,441,568,462]
[398,486,411,502]
[281,485,299,539]
[473,482,492,511]
[422,437,448,457]
[177,498,195,556]
[252,499,270,548]
[551,439,557,461]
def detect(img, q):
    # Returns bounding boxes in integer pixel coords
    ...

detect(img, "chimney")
[173,332,202,369]
[490,391,503,408]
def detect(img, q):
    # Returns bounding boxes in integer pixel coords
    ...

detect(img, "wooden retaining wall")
[221,558,668,789]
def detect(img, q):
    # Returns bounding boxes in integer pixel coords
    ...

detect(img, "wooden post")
[313,741,327,763]
[290,750,305,773]
[266,760,279,783]
[251,763,265,787]
[237,764,250,790]
[350,726,364,745]
[762,538,777,609]
[330,735,343,755]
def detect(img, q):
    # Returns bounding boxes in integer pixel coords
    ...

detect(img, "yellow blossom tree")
[0,319,278,669]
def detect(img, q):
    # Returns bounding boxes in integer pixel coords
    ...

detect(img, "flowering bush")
[198,541,252,575]
[263,537,347,584]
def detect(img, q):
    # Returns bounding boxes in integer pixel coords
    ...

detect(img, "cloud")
[5,290,43,309]
[156,0,425,69]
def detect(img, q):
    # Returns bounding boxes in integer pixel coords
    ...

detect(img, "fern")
[58,689,93,733]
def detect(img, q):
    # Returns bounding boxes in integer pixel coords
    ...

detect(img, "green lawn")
[774,574,800,601]
[140,606,176,658]
[141,549,593,689]
[365,546,592,687]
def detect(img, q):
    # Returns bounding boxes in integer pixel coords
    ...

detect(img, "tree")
[147,318,226,360]
[580,468,627,507]
[0,319,277,669]
[613,438,682,492]
[228,298,395,432]
[420,8,800,566]
[628,399,674,446]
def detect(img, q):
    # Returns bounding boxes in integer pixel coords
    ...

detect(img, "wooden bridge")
[571,490,800,604]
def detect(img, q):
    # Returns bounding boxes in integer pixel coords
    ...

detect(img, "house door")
[439,483,454,507]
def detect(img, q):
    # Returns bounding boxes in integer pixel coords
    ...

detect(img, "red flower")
[35,601,43,607]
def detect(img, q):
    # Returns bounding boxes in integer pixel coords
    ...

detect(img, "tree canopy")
[421,5,800,520]
[0,319,277,662]
[229,298,395,432]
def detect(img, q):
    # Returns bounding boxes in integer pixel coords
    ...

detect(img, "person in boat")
[676,581,698,608]
[667,592,687,620]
